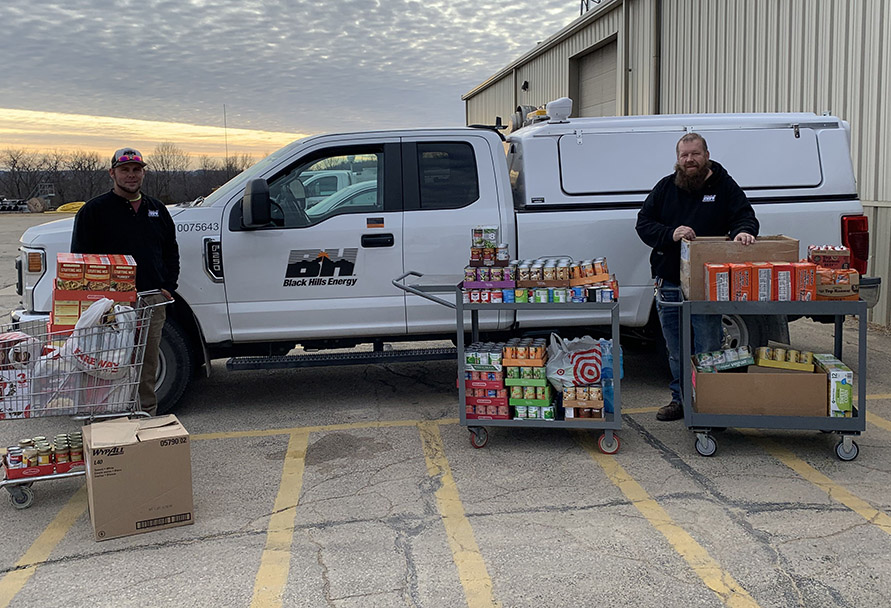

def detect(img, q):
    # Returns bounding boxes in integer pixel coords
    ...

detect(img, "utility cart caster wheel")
[835,439,859,461]
[598,433,620,454]
[695,434,718,457]
[7,486,34,510]
[469,427,489,449]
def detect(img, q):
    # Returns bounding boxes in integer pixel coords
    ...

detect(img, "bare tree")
[0,149,47,200]
[67,150,106,202]
[146,142,191,203]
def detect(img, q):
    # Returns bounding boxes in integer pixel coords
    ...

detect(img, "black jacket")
[71,191,180,293]
[635,161,759,283]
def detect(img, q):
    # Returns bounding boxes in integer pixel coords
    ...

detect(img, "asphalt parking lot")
[1,213,890,608]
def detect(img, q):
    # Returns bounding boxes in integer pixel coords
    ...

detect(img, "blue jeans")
[655,279,723,403]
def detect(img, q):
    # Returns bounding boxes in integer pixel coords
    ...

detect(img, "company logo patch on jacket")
[702,194,716,203]
[282,248,359,287]
[148,209,160,217]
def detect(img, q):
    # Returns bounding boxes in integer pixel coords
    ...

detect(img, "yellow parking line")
[867,394,891,400]
[747,434,891,536]
[0,486,88,608]
[868,412,891,433]
[250,431,310,608]
[418,422,499,608]
[576,432,761,608]
[193,418,460,441]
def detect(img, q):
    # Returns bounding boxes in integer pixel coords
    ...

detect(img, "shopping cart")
[1,292,170,508]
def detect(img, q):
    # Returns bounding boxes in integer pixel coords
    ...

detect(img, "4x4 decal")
[283,248,359,287]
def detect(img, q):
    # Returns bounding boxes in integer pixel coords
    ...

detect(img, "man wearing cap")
[71,148,180,416]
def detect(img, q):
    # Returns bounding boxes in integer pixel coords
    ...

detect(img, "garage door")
[577,41,617,117]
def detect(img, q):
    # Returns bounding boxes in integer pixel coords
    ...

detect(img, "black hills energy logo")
[283,248,359,287]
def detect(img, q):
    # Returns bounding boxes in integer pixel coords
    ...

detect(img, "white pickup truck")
[13,100,880,413]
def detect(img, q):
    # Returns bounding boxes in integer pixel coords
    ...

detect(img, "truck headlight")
[18,247,46,310]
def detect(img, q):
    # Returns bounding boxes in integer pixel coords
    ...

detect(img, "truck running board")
[226,347,457,371]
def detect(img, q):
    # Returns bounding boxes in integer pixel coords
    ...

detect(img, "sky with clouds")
[0,0,582,159]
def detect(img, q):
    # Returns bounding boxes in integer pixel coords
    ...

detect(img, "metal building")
[463,0,890,326]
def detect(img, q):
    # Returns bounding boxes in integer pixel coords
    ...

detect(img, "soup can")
[786,349,799,363]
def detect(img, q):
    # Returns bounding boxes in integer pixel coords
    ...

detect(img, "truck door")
[401,136,510,333]
[222,142,406,341]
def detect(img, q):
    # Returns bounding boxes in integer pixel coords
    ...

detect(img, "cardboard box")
[772,262,794,301]
[109,254,138,292]
[792,262,817,302]
[749,262,773,301]
[816,268,860,301]
[808,245,850,269]
[704,263,730,301]
[84,415,193,541]
[729,263,753,301]
[692,358,827,416]
[814,356,854,417]
[680,235,799,300]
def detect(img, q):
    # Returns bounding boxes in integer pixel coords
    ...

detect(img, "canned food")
[532,366,546,380]
[529,265,543,281]
[535,386,547,400]
[527,406,540,419]
[497,405,510,417]
[480,290,490,304]
[510,386,524,399]
[542,406,555,420]
[478,350,490,365]
[70,445,84,462]
[530,344,545,359]
[6,448,23,468]
[22,447,38,467]
[576,386,588,401]
[489,350,502,366]
[520,366,533,379]
[523,386,536,400]
[490,290,503,303]
[506,367,519,379]
[466,404,475,414]
[755,346,772,360]
[464,266,477,282]
[772,348,787,362]
[516,346,528,360]
[590,386,603,401]
[462,290,471,304]
[800,351,814,364]
[570,263,583,279]
[563,387,576,401]
[579,407,591,418]
[582,260,595,277]
[518,265,531,281]
[18,439,34,449]
[482,248,495,265]
[514,288,528,303]
[502,289,515,303]
[534,289,548,303]
[553,288,567,303]
[472,226,484,246]
[503,266,515,281]
[786,349,799,363]
[470,247,482,262]
[483,225,498,244]
[486,405,498,416]
[37,448,52,466]
[543,266,556,281]
[496,244,510,261]
[55,446,70,464]
[514,406,528,419]
[556,264,570,281]
[477,267,490,282]
[469,290,481,303]
[490,267,503,281]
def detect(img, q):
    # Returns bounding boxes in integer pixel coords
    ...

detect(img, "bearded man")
[71,148,179,416]
[635,133,759,421]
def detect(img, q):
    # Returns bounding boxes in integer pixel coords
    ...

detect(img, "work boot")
[656,401,684,421]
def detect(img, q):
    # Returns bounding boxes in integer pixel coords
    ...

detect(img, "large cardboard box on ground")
[692,360,827,416]
[680,235,800,300]
[83,415,193,541]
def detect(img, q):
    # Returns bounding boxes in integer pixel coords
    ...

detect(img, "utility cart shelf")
[676,298,867,460]
[456,288,623,452]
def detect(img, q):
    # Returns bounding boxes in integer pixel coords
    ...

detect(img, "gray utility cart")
[665,294,867,460]
[393,272,622,452]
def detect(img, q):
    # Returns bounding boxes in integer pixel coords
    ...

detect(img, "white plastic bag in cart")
[29,347,81,416]
[68,298,137,381]
[546,333,603,389]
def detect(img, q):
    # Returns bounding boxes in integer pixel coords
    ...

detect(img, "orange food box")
[749,261,773,301]
[83,254,112,291]
[771,262,794,301]
[109,254,137,292]
[704,263,730,301]
[56,253,85,290]
[729,263,752,301]
[807,245,850,270]
[792,262,817,302]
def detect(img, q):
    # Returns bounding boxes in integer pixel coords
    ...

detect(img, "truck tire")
[722,314,788,350]
[155,318,193,415]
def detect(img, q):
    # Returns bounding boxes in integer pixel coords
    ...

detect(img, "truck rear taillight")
[841,215,869,274]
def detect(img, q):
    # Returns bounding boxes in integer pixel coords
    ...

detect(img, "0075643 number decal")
[177,222,220,233]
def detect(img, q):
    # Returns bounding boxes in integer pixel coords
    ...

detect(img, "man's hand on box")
[734,232,756,245]
[673,225,696,242]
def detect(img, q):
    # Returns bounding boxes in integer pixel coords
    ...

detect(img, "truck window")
[267,147,384,228]
[417,142,479,210]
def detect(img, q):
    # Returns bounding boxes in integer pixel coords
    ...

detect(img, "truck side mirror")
[290,178,307,211]
[242,179,271,227]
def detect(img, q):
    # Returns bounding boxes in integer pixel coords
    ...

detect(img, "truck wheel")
[722,315,767,349]
[155,318,193,415]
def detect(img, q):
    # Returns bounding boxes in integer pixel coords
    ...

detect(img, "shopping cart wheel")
[835,438,859,461]
[7,486,34,510]
[598,433,620,454]
[694,434,717,457]
[469,427,489,449]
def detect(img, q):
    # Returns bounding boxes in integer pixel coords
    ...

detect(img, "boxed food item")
[816,268,860,301]
[109,254,137,292]
[771,262,794,301]
[56,253,85,290]
[792,262,817,301]
[704,263,730,301]
[692,361,827,416]
[808,245,850,269]
[749,262,773,301]
[729,263,752,301]
[83,415,193,541]
[83,254,112,291]
[814,355,854,417]
[680,235,799,300]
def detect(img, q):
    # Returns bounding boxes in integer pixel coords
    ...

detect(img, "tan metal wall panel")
[465,75,515,127]
[866,205,891,326]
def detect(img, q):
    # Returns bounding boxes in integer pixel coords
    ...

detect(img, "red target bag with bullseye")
[546,333,603,389]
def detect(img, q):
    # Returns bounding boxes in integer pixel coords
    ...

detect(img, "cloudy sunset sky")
[0,0,581,161]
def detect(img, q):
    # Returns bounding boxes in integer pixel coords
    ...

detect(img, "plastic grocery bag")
[546,333,603,390]
[69,298,137,381]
